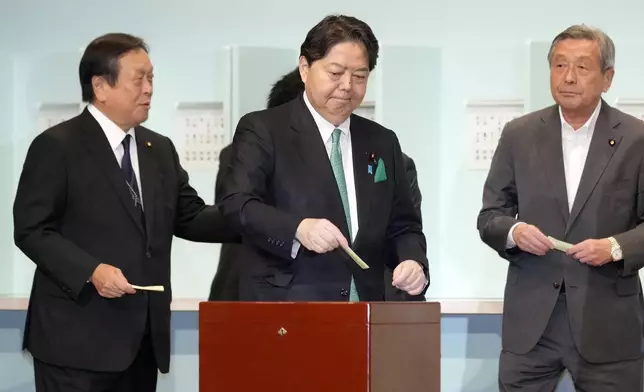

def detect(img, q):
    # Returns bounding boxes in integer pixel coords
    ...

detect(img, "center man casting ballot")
[218,14,429,301]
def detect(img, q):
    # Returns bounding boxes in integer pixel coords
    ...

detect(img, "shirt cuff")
[291,240,301,259]
[506,222,523,249]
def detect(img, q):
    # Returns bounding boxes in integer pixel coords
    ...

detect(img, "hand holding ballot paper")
[559,237,615,267]
[91,264,165,297]
[547,236,573,252]
[131,285,165,292]
[511,223,556,255]
[513,223,573,255]
[514,224,614,267]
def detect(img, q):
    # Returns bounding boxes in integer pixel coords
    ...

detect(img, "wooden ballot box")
[199,302,441,392]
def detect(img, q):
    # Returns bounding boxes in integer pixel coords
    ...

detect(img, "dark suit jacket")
[384,153,425,301]
[218,95,429,301]
[211,145,425,302]
[478,100,644,363]
[13,108,235,373]
[208,144,242,301]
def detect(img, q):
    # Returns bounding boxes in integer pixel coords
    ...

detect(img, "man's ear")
[298,56,309,84]
[92,75,109,103]
[602,67,615,93]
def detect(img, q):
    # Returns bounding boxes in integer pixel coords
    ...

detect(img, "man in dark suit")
[209,67,424,301]
[478,25,644,390]
[218,15,429,302]
[13,33,235,392]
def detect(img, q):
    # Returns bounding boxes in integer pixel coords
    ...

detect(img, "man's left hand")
[566,239,613,266]
[392,260,426,295]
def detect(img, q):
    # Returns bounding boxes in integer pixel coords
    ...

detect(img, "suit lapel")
[79,109,145,236]
[288,97,350,239]
[135,127,157,240]
[566,103,622,233]
[349,117,373,247]
[537,107,570,223]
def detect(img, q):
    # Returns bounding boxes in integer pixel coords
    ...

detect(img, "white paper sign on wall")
[465,99,525,170]
[176,102,227,169]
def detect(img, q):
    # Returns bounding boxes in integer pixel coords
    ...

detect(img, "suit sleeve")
[215,144,232,204]
[476,123,522,261]
[614,145,644,275]
[169,138,239,243]
[403,154,422,219]
[386,135,430,289]
[13,132,102,301]
[218,114,305,261]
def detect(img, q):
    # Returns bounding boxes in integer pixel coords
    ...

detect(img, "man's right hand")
[295,218,348,254]
[90,263,136,298]
[513,223,554,256]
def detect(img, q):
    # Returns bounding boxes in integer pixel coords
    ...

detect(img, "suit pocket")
[264,272,294,287]
[616,275,641,296]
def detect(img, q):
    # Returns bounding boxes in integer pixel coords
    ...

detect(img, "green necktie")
[330,128,359,302]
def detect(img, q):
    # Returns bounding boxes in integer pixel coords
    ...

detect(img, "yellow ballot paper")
[340,243,369,269]
[131,285,164,292]
[547,236,574,252]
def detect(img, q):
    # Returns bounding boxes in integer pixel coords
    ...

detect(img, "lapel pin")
[608,139,615,146]
[145,141,152,147]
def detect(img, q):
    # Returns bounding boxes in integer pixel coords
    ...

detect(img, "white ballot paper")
[547,236,574,252]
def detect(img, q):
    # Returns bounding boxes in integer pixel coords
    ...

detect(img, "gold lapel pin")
[609,139,615,146]
[145,141,152,147]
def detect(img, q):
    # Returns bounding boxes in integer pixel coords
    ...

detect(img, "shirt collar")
[87,103,136,150]
[559,99,602,140]
[302,92,351,143]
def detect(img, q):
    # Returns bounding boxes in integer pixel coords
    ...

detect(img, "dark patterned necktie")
[121,134,143,210]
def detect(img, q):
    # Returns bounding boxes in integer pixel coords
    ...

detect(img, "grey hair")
[547,24,615,72]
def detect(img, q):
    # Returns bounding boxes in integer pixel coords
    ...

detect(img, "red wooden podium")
[199,302,441,392]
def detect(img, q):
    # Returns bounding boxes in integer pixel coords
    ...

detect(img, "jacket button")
[340,289,348,296]
[146,251,152,258]
[553,282,561,289]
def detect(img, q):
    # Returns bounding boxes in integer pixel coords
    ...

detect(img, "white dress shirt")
[291,93,359,257]
[506,100,602,247]
[87,104,143,208]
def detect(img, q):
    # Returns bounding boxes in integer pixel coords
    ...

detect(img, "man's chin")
[556,97,582,110]
[329,106,354,117]
[135,112,150,125]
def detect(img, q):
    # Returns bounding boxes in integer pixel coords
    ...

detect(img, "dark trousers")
[499,291,643,391]
[34,325,157,392]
